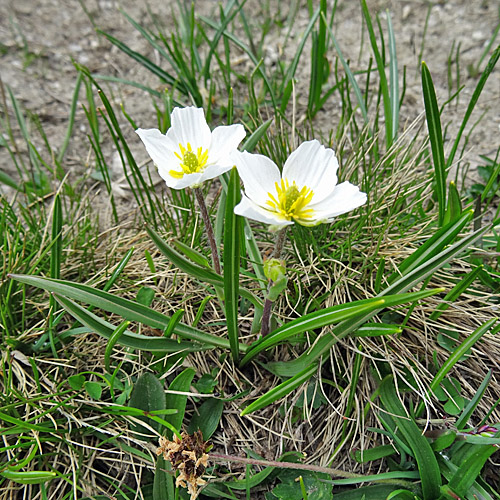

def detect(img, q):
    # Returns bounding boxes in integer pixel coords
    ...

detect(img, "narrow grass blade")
[96,29,184,91]
[447,45,500,170]
[224,167,242,362]
[148,227,222,286]
[416,318,497,417]
[57,72,83,162]
[241,119,272,153]
[353,323,402,337]
[48,193,63,357]
[455,370,492,430]
[148,226,261,307]
[360,0,392,148]
[429,264,482,320]
[171,239,210,268]
[104,320,130,373]
[240,364,317,416]
[443,181,462,225]
[200,16,277,110]
[387,9,399,142]
[379,375,441,499]
[387,210,472,283]
[270,221,488,377]
[323,14,369,125]
[0,470,57,485]
[421,61,446,226]
[0,170,19,190]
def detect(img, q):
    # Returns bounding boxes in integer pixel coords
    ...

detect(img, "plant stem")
[194,187,221,275]
[209,452,362,479]
[261,227,288,336]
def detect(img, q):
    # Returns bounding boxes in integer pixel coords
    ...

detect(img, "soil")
[1,0,499,203]
[1,0,499,497]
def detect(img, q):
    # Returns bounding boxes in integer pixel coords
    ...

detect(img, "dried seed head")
[157,431,210,499]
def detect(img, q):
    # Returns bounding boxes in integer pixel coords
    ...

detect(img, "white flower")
[233,140,367,227]
[136,107,245,189]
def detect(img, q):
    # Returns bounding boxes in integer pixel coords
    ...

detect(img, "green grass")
[1,1,500,499]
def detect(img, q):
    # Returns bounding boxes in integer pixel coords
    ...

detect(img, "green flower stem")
[261,227,288,336]
[194,187,221,275]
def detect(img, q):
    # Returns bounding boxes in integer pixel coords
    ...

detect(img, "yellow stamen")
[266,178,315,223]
[170,142,209,178]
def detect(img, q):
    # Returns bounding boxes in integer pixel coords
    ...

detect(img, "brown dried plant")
[157,431,211,499]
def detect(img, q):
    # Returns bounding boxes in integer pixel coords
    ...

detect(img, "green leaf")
[0,470,57,485]
[422,61,446,226]
[416,318,496,417]
[9,274,246,352]
[447,45,500,171]
[387,9,399,143]
[188,398,223,439]
[353,445,396,463]
[148,227,222,285]
[241,364,317,416]
[430,430,457,452]
[330,484,405,499]
[264,289,444,377]
[153,455,174,500]
[379,375,441,499]
[323,15,368,124]
[448,439,499,496]
[430,265,483,320]
[360,0,392,148]
[147,228,261,309]
[0,170,19,190]
[224,167,241,362]
[84,381,103,400]
[240,298,386,366]
[353,323,402,337]
[388,208,472,283]
[68,374,85,390]
[455,370,492,430]
[241,119,272,153]
[53,293,201,353]
[443,181,462,225]
[171,239,210,268]
[136,286,155,307]
[128,372,166,434]
[165,368,196,438]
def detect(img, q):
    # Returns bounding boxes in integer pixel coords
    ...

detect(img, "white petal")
[309,181,367,219]
[232,151,281,207]
[136,128,179,175]
[209,124,246,164]
[234,194,293,227]
[162,171,204,190]
[199,163,234,183]
[283,140,339,203]
[166,107,211,151]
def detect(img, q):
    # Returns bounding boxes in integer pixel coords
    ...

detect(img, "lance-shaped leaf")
[241,288,442,367]
[10,274,249,353]
[224,167,242,361]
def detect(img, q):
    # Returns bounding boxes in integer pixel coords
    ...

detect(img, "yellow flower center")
[170,143,209,178]
[266,178,315,222]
